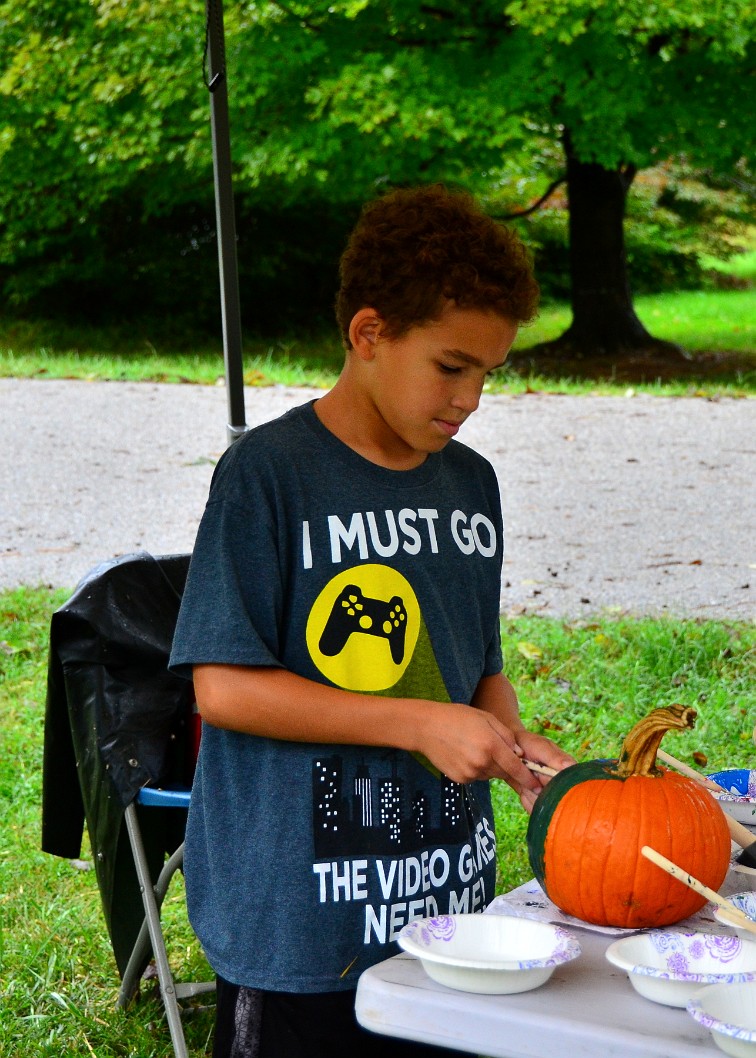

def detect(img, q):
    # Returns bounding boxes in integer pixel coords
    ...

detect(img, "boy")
[170,184,574,1058]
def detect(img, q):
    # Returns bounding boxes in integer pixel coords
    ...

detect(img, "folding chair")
[42,551,214,1058]
[118,785,214,1058]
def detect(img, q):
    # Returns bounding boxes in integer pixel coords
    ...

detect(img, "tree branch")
[492,176,567,219]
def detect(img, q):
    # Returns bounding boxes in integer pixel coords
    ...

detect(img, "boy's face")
[358,302,518,468]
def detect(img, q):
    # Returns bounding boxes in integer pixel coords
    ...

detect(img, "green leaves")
[0,0,752,311]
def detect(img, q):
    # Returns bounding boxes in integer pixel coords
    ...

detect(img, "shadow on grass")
[507,343,755,388]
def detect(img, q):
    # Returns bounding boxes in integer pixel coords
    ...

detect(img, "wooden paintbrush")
[641,846,756,937]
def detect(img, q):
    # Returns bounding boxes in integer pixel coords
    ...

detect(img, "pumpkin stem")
[614,703,697,778]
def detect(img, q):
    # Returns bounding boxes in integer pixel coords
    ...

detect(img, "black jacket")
[41,552,194,976]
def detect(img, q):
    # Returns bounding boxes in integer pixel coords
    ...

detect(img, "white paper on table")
[485,880,637,935]
[485,866,736,937]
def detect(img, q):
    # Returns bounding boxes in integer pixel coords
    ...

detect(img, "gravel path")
[1,377,753,619]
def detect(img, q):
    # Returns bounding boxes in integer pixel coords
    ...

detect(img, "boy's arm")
[193,663,546,799]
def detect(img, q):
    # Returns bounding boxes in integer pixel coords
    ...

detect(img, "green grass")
[1,587,754,1055]
[634,289,755,355]
[700,249,756,282]
[511,288,756,358]
[0,289,753,396]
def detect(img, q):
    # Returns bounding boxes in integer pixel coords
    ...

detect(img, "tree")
[501,0,755,356]
[0,0,209,306]
[220,0,754,356]
[0,1,753,352]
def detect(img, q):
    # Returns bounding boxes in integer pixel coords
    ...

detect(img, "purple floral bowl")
[397,914,581,994]
[605,930,756,1008]
[715,893,756,944]
[687,981,756,1058]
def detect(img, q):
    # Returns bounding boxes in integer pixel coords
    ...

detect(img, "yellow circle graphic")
[306,565,420,691]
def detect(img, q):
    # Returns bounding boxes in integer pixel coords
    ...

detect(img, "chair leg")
[118,841,186,1008]
[121,802,190,1058]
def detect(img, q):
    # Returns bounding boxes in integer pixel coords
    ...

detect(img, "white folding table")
[355,870,747,1057]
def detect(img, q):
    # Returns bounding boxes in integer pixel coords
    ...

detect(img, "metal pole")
[205,0,248,445]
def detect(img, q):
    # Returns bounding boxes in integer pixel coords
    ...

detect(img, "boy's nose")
[451,383,483,414]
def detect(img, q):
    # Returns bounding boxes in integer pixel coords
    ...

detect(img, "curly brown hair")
[335,184,539,349]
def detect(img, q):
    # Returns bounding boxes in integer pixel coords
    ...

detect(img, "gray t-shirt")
[171,400,504,991]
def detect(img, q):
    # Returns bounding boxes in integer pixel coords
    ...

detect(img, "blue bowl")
[707,769,756,825]
[708,770,756,797]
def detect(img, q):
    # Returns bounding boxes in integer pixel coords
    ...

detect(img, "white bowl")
[687,981,756,1058]
[708,769,756,825]
[605,930,756,1008]
[397,913,581,994]
[715,893,756,945]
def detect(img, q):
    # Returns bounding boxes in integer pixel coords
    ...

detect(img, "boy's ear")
[349,308,383,360]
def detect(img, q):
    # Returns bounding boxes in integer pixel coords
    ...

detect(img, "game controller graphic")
[319,585,408,664]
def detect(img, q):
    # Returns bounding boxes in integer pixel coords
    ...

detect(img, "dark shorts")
[213,975,463,1058]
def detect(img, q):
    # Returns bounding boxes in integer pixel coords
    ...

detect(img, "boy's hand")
[416,701,548,801]
[512,729,576,812]
[515,729,576,775]
[413,701,576,814]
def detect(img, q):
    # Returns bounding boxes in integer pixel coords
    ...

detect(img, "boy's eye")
[438,363,461,374]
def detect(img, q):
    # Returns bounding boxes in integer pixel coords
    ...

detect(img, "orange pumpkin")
[527,704,731,928]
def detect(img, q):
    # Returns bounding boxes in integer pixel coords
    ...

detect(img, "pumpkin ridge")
[594,779,624,926]
[541,772,607,919]
[571,778,613,923]
[636,774,669,925]
[607,777,640,926]
[658,772,679,920]
[663,774,704,919]
[686,777,711,913]
[675,774,729,898]
[537,794,576,913]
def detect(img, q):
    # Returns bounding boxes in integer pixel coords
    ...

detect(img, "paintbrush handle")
[523,760,558,777]
[656,749,756,850]
[656,749,725,791]
[716,907,756,937]
[641,846,756,932]
[725,814,756,850]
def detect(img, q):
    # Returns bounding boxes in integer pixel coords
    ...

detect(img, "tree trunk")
[530,131,682,360]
